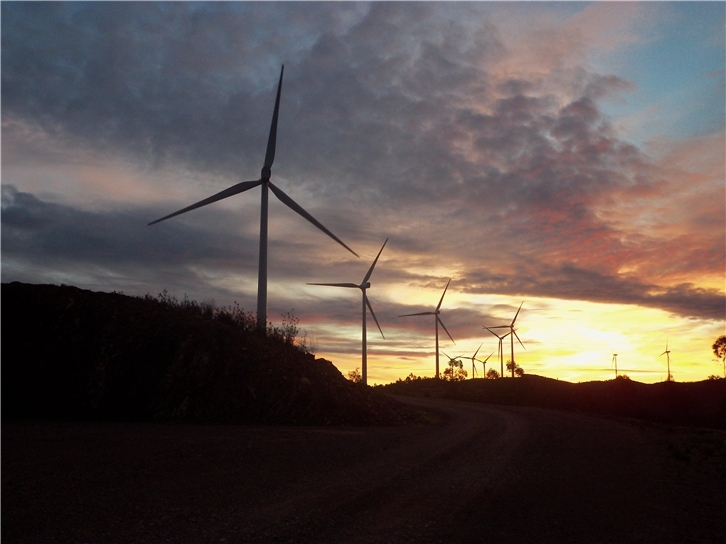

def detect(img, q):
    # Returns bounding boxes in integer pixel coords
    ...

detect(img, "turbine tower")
[308,239,388,386]
[660,341,673,382]
[148,65,358,334]
[399,279,455,379]
[485,302,525,377]
[612,353,618,379]
[483,327,511,377]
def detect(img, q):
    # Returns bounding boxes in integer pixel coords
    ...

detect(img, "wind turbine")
[612,353,618,379]
[478,352,493,378]
[399,279,455,379]
[485,302,525,377]
[483,327,511,377]
[660,341,673,382]
[308,239,388,386]
[148,65,358,334]
[463,344,492,379]
[442,351,464,380]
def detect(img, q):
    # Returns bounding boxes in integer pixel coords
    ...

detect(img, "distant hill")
[1,282,421,425]
[381,373,726,429]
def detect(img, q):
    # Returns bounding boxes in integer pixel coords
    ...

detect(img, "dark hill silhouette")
[2,282,419,425]
[382,373,726,429]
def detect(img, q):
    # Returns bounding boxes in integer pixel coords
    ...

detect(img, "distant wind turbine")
[612,353,618,379]
[463,344,492,379]
[148,65,358,334]
[399,279,455,379]
[484,327,511,377]
[660,341,673,382]
[308,239,388,386]
[442,351,464,379]
[485,302,525,377]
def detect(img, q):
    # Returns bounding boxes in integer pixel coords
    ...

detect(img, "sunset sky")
[3,2,724,384]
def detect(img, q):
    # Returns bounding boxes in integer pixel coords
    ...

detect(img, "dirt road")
[3,397,725,543]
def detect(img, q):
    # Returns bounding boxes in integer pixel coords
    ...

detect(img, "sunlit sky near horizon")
[2,2,724,384]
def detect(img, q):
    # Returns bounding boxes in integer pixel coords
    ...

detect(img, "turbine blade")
[268,181,359,257]
[473,343,482,359]
[511,301,524,325]
[436,278,452,311]
[307,282,359,288]
[364,293,385,339]
[148,179,262,225]
[438,316,455,344]
[513,329,526,350]
[484,352,493,363]
[398,311,435,317]
[362,238,388,284]
[264,65,284,170]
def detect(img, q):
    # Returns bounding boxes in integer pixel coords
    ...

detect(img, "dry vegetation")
[1,282,420,426]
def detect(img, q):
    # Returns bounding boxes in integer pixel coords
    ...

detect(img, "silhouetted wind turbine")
[482,352,494,377]
[612,353,618,379]
[308,239,388,386]
[484,327,511,377]
[399,279,455,379]
[485,302,525,377]
[660,341,673,382]
[442,351,464,379]
[463,344,491,379]
[148,65,358,334]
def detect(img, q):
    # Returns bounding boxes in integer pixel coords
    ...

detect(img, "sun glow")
[321,293,724,386]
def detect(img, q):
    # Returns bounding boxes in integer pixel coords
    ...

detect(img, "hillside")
[382,373,726,429]
[1,282,420,425]
[3,282,724,429]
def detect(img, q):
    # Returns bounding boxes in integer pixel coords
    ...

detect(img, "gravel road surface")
[4,397,725,543]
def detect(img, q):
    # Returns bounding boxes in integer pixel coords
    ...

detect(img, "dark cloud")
[2,2,723,332]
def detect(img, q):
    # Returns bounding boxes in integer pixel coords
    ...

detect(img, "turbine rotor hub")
[261,166,272,180]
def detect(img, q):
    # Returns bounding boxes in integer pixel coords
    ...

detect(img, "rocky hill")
[2,282,421,426]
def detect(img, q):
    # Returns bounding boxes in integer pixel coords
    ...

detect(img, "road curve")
[3,397,725,543]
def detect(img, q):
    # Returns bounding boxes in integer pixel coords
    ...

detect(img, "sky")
[2,1,724,384]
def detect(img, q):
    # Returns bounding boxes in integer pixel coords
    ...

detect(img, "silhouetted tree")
[485,368,500,379]
[347,367,362,383]
[506,359,524,377]
[442,357,467,381]
[713,335,726,378]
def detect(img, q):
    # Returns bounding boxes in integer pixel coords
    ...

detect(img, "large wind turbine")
[660,341,673,382]
[485,302,525,377]
[148,65,358,334]
[484,327,511,377]
[308,239,388,386]
[399,279,455,379]
[612,353,618,379]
